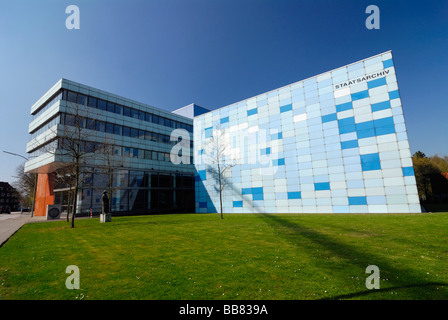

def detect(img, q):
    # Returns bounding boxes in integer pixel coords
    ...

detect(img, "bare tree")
[12,163,36,209]
[47,99,100,228]
[204,126,235,219]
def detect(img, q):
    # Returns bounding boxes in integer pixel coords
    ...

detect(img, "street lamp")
[3,151,37,218]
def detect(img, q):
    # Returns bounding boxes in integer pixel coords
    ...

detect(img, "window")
[114,124,122,135]
[77,94,87,106]
[123,147,130,157]
[105,123,114,134]
[144,150,152,160]
[131,108,139,119]
[95,120,105,132]
[86,119,95,130]
[152,115,159,125]
[139,111,145,121]
[67,91,77,103]
[87,96,97,108]
[159,174,172,187]
[130,128,138,138]
[113,146,122,156]
[122,126,131,137]
[123,107,131,117]
[107,102,115,113]
[115,104,123,115]
[97,99,107,111]
[64,114,75,126]
[164,118,171,127]
[145,113,151,122]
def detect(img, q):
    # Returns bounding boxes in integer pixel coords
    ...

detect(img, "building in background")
[24,79,195,216]
[0,182,20,211]
[194,51,421,213]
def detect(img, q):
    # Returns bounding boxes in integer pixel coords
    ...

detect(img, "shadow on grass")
[323,282,448,300]
[257,214,448,300]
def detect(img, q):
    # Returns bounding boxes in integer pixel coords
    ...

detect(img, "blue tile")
[220,116,229,124]
[367,77,387,89]
[242,188,252,195]
[247,108,258,116]
[336,101,353,113]
[233,201,243,208]
[360,152,380,164]
[314,182,330,191]
[339,125,357,134]
[252,187,264,194]
[199,202,207,208]
[287,192,302,199]
[198,170,207,180]
[351,90,369,101]
[402,166,415,176]
[389,90,400,100]
[373,117,394,128]
[341,139,359,150]
[375,125,395,136]
[360,153,381,171]
[253,193,264,201]
[338,116,355,127]
[356,120,374,131]
[271,132,283,140]
[280,104,293,113]
[322,113,337,123]
[348,196,367,205]
[371,100,391,112]
[383,59,394,68]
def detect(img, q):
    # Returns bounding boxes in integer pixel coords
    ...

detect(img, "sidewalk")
[0,212,47,247]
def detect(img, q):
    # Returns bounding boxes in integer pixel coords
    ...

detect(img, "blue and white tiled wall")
[194,51,421,214]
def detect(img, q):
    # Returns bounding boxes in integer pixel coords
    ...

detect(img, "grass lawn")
[0,213,447,300]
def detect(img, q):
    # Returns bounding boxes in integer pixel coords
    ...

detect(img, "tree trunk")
[71,165,79,228]
[66,188,71,222]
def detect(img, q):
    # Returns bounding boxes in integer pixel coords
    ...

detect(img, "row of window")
[32,91,63,119]
[58,138,193,164]
[61,113,193,148]
[62,89,193,132]
[30,115,61,140]
[77,168,195,189]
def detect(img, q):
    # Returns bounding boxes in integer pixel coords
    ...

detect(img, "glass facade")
[194,51,421,214]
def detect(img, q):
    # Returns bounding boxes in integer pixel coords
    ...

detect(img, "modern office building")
[25,51,421,216]
[25,79,196,216]
[194,51,421,214]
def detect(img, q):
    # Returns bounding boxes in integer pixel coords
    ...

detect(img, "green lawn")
[0,213,447,300]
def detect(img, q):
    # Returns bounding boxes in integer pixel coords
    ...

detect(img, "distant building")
[0,182,20,211]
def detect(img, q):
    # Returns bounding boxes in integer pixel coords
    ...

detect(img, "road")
[0,212,45,247]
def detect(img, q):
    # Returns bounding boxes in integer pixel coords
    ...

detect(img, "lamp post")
[3,151,37,218]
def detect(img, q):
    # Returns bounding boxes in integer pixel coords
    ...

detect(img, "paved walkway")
[0,212,47,247]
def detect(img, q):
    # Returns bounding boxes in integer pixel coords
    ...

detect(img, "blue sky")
[0,0,447,182]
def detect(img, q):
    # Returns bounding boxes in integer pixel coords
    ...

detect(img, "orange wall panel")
[34,173,55,216]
